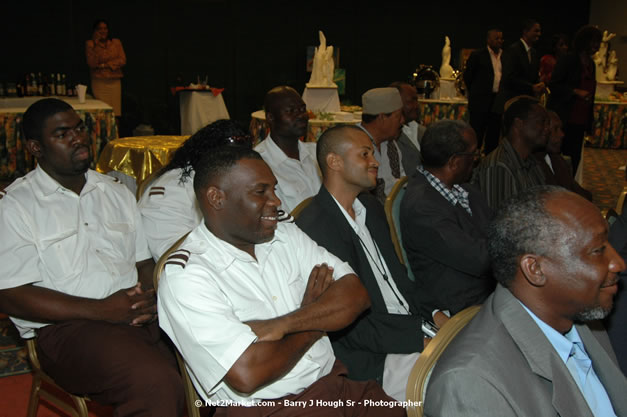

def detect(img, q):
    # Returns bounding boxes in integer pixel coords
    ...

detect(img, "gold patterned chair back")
[406,305,481,417]
[384,177,417,280]
[290,196,314,219]
[153,232,203,417]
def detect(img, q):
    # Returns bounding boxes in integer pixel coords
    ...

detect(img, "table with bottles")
[0,97,118,180]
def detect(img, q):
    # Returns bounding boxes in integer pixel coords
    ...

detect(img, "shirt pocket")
[38,229,81,282]
[102,221,136,270]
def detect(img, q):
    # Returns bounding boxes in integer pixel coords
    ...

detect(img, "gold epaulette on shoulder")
[164,249,191,269]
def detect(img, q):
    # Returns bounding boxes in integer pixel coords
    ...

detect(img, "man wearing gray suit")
[425,185,627,417]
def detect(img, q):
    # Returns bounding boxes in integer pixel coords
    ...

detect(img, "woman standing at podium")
[86,19,126,119]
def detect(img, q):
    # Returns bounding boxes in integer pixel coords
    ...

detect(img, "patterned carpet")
[0,317,30,378]
[582,146,627,212]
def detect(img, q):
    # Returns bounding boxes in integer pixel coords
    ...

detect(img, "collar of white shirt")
[33,166,101,197]
[520,38,532,53]
[263,134,316,164]
[195,221,285,272]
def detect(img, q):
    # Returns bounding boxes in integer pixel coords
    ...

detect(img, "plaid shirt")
[418,165,473,216]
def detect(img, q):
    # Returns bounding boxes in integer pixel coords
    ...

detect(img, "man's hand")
[245,319,287,343]
[301,264,334,307]
[99,283,157,326]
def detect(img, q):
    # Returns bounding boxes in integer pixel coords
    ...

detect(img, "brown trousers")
[213,361,406,417]
[37,320,184,417]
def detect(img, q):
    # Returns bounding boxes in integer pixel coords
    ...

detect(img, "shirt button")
[84,222,89,226]
[272,296,277,302]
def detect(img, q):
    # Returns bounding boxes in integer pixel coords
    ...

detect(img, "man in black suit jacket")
[464,29,504,154]
[493,19,546,114]
[297,124,439,401]
[400,120,495,315]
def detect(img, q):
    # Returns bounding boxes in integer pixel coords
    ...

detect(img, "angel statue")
[307,31,337,87]
[440,36,455,78]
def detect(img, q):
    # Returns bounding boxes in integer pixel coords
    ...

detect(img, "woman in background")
[548,25,602,175]
[540,34,568,84]
[86,20,126,118]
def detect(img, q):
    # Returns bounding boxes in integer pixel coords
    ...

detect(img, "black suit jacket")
[464,47,498,113]
[400,171,495,314]
[296,186,426,384]
[494,40,540,113]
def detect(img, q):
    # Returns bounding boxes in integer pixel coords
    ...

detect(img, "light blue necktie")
[565,335,616,417]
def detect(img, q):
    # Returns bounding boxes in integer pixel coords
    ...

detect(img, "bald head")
[264,86,301,114]
[317,125,368,177]
[263,86,308,140]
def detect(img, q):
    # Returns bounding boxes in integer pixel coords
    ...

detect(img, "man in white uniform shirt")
[358,87,406,202]
[0,98,183,417]
[157,146,405,416]
[297,125,444,401]
[255,86,321,213]
[139,119,252,260]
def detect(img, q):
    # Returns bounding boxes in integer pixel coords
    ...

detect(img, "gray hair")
[488,185,574,287]
[421,120,471,168]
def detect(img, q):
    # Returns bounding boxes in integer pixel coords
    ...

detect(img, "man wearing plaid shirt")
[400,120,495,315]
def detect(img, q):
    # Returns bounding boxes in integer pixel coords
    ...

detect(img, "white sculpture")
[607,50,619,81]
[593,30,618,82]
[440,36,455,79]
[307,31,337,88]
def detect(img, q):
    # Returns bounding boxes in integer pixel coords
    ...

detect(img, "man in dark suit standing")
[464,29,504,155]
[297,124,441,402]
[493,19,546,114]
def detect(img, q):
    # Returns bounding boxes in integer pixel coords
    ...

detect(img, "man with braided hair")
[138,119,252,259]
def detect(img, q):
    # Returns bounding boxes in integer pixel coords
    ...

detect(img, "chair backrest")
[606,208,620,226]
[384,176,416,280]
[135,168,163,202]
[616,186,627,215]
[406,305,481,417]
[153,231,202,417]
[290,196,314,220]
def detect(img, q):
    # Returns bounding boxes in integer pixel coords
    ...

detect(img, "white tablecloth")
[0,96,112,112]
[179,91,230,135]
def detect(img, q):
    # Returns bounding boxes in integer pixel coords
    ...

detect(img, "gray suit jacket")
[397,132,422,176]
[425,285,627,417]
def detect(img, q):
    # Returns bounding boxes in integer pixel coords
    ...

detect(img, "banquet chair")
[606,208,620,226]
[135,168,163,201]
[384,176,416,280]
[153,232,203,417]
[25,338,90,417]
[405,305,481,417]
[290,196,314,220]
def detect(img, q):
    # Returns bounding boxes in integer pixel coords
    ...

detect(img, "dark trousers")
[562,123,586,176]
[469,104,501,155]
[214,361,406,417]
[37,320,184,417]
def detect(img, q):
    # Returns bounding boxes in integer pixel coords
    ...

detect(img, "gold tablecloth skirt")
[96,135,188,183]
